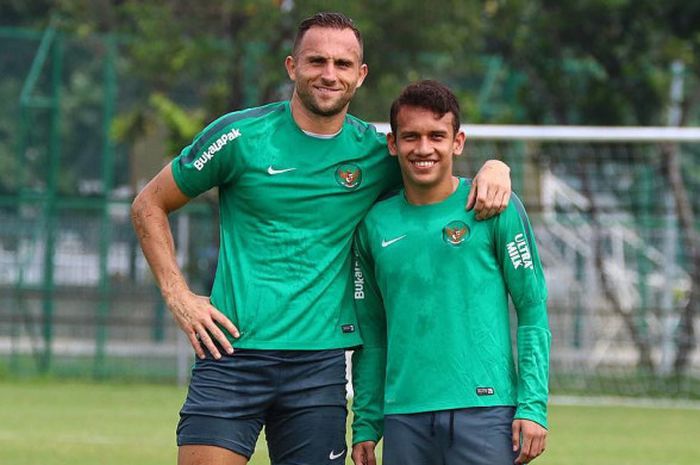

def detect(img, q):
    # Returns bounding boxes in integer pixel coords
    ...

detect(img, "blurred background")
[0,0,700,465]
[0,1,699,463]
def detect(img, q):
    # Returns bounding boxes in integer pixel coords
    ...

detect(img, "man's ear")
[387,132,398,157]
[284,55,296,81]
[452,130,466,157]
[355,63,369,89]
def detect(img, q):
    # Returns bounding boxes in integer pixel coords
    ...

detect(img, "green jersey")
[351,178,551,444]
[171,101,401,350]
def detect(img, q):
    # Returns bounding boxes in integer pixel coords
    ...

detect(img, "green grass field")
[1,380,698,465]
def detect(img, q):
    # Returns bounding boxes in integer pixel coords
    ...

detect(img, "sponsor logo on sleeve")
[193,128,242,171]
[506,233,533,270]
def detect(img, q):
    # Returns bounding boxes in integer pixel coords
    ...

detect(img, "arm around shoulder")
[467,159,512,220]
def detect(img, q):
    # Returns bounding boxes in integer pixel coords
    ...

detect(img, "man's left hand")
[467,159,511,220]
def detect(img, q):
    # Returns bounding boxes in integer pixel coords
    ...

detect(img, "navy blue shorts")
[177,348,348,464]
[383,406,517,465]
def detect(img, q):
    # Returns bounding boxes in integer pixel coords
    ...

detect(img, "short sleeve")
[171,120,243,198]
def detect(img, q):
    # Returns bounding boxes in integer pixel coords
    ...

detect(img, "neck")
[289,93,347,134]
[404,176,460,206]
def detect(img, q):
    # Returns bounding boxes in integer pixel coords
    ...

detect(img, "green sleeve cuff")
[516,325,551,431]
[351,429,382,446]
[514,407,548,430]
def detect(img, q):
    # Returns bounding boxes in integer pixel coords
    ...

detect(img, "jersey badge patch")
[443,220,469,246]
[476,387,495,396]
[335,163,362,190]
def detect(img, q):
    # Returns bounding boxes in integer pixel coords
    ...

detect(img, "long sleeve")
[351,222,387,444]
[494,195,551,428]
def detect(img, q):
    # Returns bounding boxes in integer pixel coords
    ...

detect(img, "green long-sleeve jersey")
[351,178,551,444]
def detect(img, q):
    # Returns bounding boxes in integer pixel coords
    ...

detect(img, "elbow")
[130,191,146,227]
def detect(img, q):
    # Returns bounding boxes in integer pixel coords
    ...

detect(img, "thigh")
[265,350,349,465]
[265,404,348,465]
[445,407,517,465]
[178,414,264,460]
[177,349,275,458]
[383,412,440,465]
[178,444,249,465]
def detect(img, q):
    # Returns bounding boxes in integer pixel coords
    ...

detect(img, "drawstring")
[428,410,456,446]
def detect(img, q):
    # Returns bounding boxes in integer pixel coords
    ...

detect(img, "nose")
[414,136,433,156]
[320,62,337,83]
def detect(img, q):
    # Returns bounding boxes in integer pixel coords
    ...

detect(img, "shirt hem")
[233,336,363,351]
[384,399,516,415]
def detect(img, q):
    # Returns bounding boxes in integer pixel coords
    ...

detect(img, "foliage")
[4,0,700,145]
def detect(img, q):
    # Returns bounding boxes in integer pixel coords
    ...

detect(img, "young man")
[351,80,551,465]
[132,12,512,465]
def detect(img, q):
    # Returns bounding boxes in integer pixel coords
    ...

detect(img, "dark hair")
[389,80,461,134]
[293,12,363,59]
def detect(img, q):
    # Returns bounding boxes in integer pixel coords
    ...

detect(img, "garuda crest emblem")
[442,220,469,246]
[335,163,363,190]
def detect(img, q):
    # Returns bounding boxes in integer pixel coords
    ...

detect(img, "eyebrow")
[305,54,356,66]
[400,130,448,136]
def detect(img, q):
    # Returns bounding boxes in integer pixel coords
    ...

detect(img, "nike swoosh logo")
[329,449,345,460]
[267,166,297,175]
[381,235,407,248]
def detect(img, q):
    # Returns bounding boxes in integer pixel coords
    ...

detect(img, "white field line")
[551,395,700,410]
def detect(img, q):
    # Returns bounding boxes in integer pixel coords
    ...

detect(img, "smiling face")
[388,105,465,203]
[285,26,368,120]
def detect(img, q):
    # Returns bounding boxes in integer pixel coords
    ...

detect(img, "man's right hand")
[351,441,377,465]
[167,289,239,360]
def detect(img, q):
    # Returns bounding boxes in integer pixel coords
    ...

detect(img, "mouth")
[314,86,342,95]
[410,160,438,169]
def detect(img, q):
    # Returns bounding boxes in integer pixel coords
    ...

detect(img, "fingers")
[471,158,512,220]
[171,294,238,360]
[366,444,377,465]
[516,432,534,464]
[207,312,239,355]
[186,330,205,360]
[530,435,544,461]
[351,442,376,465]
[528,431,546,461]
[474,183,511,220]
[466,181,477,210]
[193,323,221,359]
[212,309,240,339]
[512,420,521,454]
[513,420,548,464]
[351,445,364,465]
[497,189,511,213]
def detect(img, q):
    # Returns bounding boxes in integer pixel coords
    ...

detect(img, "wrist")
[161,280,191,306]
[484,159,510,172]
